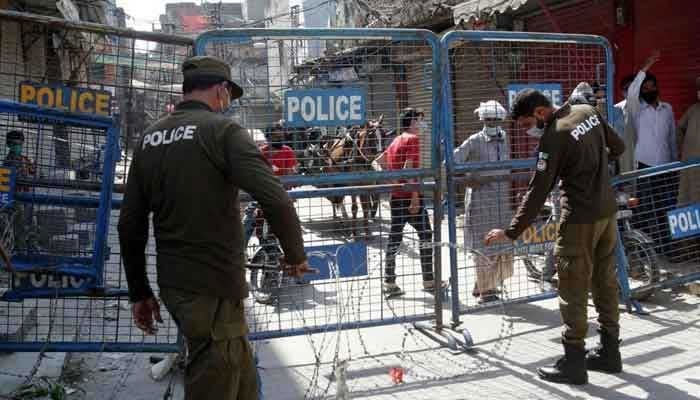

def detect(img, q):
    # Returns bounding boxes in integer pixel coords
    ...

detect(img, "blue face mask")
[8,144,22,155]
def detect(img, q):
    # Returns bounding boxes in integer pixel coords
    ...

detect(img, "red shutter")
[634,0,700,119]
[525,0,616,38]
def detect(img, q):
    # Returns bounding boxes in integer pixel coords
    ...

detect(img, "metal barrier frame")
[0,11,194,353]
[195,28,448,338]
[0,100,120,302]
[612,158,700,313]
[440,30,616,328]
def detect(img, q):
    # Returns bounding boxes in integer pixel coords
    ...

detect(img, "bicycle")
[615,190,660,300]
[521,188,660,301]
[522,189,559,284]
[243,202,317,305]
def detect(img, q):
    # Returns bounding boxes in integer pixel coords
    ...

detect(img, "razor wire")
[245,239,520,399]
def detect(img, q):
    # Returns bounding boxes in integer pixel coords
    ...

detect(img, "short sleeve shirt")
[385,133,420,198]
[260,145,297,176]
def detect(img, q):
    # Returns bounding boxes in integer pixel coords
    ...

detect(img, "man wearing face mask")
[626,51,678,258]
[485,89,626,385]
[383,108,443,297]
[677,77,700,207]
[118,56,310,400]
[260,122,298,176]
[3,130,39,251]
[242,122,299,254]
[453,100,514,303]
[3,131,36,191]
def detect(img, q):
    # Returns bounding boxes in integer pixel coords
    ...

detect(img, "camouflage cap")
[181,56,243,100]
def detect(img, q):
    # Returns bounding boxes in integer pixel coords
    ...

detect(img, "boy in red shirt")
[259,122,298,176]
[244,123,298,245]
[383,108,441,297]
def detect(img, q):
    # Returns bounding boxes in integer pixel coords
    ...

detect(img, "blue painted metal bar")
[452,158,536,174]
[457,291,559,315]
[430,32,445,328]
[9,265,97,278]
[612,158,700,185]
[439,34,461,328]
[1,287,129,302]
[248,312,436,342]
[280,168,435,187]
[614,226,634,308]
[109,181,439,210]
[0,99,114,129]
[604,32,615,125]
[0,342,179,353]
[636,271,700,293]
[442,30,613,48]
[15,192,101,208]
[92,124,120,288]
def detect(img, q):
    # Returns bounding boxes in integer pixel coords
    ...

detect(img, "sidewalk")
[2,287,696,399]
[255,288,700,400]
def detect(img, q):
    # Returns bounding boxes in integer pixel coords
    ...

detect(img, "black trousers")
[385,197,434,284]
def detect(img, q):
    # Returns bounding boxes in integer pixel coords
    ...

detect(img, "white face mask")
[527,126,544,138]
[483,126,502,137]
[526,117,546,138]
[418,120,428,132]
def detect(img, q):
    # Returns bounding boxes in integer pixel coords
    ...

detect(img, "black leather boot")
[538,342,588,385]
[586,329,622,373]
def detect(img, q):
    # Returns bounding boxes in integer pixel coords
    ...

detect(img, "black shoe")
[384,283,405,298]
[538,342,588,385]
[586,329,622,373]
[478,294,500,304]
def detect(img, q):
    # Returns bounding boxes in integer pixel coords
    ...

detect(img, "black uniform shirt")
[506,104,626,240]
[118,100,306,303]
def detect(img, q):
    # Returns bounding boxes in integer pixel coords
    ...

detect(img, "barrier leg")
[614,229,647,315]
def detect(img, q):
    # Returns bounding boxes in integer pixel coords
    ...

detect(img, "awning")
[452,0,529,22]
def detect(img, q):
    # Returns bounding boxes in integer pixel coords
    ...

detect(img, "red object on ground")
[390,367,404,384]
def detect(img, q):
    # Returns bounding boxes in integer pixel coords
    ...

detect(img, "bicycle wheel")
[523,256,543,280]
[622,237,660,301]
[248,247,282,304]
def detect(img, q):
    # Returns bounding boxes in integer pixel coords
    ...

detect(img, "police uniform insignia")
[537,159,547,172]
[536,152,548,171]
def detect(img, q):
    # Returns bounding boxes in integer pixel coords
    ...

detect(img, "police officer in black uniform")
[118,56,310,399]
[486,89,626,385]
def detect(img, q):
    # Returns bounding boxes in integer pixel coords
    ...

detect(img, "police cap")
[182,56,243,100]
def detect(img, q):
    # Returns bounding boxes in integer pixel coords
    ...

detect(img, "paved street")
[250,290,700,400]
[1,193,699,399]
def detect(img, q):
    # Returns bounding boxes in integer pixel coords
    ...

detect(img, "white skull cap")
[570,82,594,102]
[474,100,507,121]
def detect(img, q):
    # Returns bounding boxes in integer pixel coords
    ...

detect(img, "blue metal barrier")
[0,100,118,302]
[612,158,700,311]
[440,30,615,328]
[195,28,446,341]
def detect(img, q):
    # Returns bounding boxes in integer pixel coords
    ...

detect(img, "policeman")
[485,89,626,385]
[118,56,310,400]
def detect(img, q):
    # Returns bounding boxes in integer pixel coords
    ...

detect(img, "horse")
[321,117,389,237]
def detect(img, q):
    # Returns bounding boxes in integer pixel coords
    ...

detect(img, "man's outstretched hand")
[281,258,318,279]
[484,229,508,246]
[132,296,163,335]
